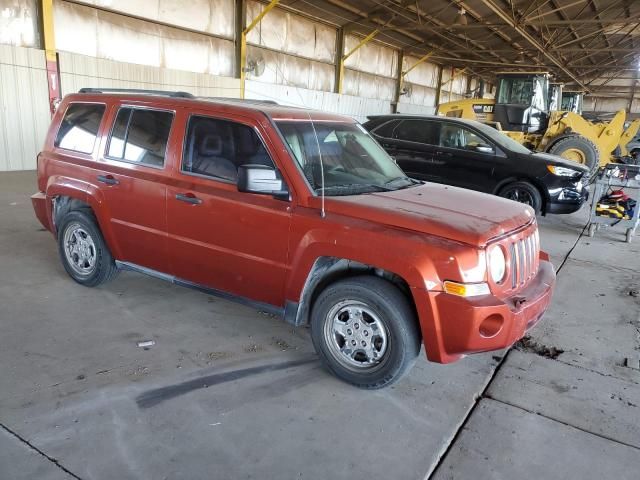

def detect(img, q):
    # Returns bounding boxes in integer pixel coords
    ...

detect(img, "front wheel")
[498,181,543,214]
[310,276,421,389]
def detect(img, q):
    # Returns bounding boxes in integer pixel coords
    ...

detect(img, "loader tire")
[547,135,599,180]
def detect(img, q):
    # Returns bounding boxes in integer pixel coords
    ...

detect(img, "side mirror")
[473,144,494,154]
[237,164,289,199]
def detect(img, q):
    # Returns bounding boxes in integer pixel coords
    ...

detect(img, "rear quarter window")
[54,103,106,154]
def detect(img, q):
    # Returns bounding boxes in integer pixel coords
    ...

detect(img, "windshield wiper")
[383,176,421,189]
[318,183,395,196]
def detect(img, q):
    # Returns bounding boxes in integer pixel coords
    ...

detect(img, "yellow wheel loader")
[560,89,640,159]
[437,73,634,176]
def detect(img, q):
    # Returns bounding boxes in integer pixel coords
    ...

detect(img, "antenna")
[264,57,325,217]
[307,111,326,219]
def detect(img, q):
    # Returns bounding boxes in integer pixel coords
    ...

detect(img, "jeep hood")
[327,183,535,247]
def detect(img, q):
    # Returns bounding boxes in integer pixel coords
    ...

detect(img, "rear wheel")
[310,276,420,389]
[57,210,118,287]
[498,181,543,214]
[548,135,599,179]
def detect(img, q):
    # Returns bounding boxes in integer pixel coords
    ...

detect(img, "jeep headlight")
[488,245,506,284]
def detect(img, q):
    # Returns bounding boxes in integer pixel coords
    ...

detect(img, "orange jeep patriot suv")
[32,88,556,388]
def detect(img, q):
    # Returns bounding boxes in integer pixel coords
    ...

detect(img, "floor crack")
[483,394,640,452]
[0,422,84,480]
[552,357,640,385]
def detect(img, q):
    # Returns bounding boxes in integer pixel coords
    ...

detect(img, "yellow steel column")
[337,29,379,94]
[240,0,279,99]
[41,0,60,115]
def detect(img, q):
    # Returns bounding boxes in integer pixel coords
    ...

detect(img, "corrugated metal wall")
[59,52,241,98]
[0,0,40,48]
[583,97,639,115]
[0,44,51,171]
[246,80,391,123]
[398,55,440,114]
[54,1,236,77]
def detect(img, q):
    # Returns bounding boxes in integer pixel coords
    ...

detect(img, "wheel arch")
[47,181,120,258]
[285,256,418,332]
[493,177,549,214]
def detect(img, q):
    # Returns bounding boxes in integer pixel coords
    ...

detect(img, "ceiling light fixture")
[454,8,468,26]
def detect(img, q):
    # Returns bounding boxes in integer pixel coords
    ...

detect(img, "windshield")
[496,76,549,112]
[561,93,583,113]
[275,121,415,196]
[473,121,532,155]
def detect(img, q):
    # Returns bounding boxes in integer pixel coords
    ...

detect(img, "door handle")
[435,151,453,157]
[175,193,202,205]
[97,174,119,185]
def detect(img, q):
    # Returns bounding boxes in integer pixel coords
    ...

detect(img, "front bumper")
[547,184,589,214]
[414,255,556,364]
[544,174,589,215]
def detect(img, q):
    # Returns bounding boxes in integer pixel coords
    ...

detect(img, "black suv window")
[182,116,274,182]
[439,123,491,151]
[107,108,173,167]
[372,120,400,138]
[55,103,106,154]
[394,120,439,145]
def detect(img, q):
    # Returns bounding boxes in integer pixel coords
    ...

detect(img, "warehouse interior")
[1,1,640,479]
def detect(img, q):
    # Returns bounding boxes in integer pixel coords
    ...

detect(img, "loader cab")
[493,73,550,134]
[561,91,584,114]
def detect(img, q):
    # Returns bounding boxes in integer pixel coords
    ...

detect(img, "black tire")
[310,276,421,389]
[547,135,599,179]
[498,181,543,214]
[57,209,118,287]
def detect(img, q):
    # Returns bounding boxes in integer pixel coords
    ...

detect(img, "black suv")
[364,115,589,214]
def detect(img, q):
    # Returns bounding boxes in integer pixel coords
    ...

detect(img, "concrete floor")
[0,170,638,480]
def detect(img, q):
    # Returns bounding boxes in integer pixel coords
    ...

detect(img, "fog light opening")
[479,314,504,338]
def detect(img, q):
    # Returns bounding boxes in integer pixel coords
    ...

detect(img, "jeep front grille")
[509,230,540,289]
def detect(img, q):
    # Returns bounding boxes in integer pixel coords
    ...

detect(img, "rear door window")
[107,108,174,167]
[394,120,439,145]
[439,123,490,151]
[55,103,106,154]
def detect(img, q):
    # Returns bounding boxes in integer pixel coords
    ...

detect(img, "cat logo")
[473,104,494,114]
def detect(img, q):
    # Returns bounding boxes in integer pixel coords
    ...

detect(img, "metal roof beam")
[523,0,587,22]
[478,0,587,89]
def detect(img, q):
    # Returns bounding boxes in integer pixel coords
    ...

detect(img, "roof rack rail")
[78,88,194,98]
[203,96,279,105]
